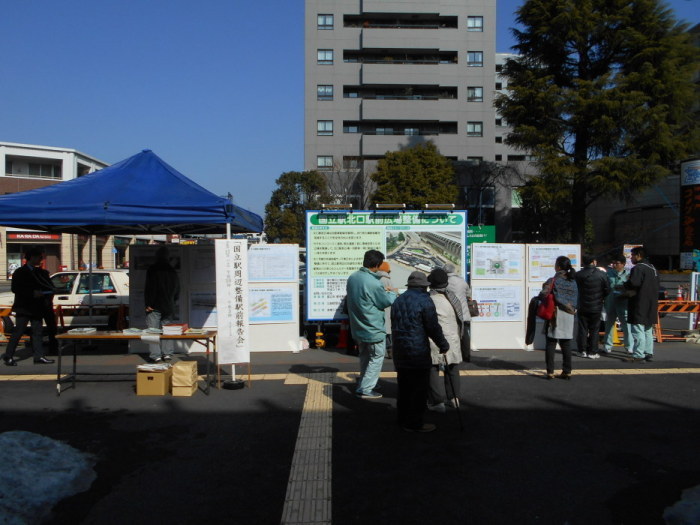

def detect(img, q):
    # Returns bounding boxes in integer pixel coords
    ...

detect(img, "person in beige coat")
[427,268,463,412]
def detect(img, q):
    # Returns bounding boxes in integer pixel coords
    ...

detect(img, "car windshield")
[51,273,77,293]
[77,274,116,294]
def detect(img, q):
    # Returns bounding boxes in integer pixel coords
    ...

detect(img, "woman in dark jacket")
[540,256,578,380]
[391,271,449,432]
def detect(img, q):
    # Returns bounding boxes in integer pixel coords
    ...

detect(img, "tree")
[371,142,458,208]
[325,159,374,209]
[495,0,699,243]
[264,171,332,245]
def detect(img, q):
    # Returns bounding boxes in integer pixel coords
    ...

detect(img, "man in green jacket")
[346,250,397,399]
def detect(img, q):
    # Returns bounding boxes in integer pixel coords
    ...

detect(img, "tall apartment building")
[304,0,524,235]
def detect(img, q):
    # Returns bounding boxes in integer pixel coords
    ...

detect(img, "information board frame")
[305,210,468,322]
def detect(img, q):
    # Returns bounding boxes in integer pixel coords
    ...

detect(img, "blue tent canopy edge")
[0,149,263,235]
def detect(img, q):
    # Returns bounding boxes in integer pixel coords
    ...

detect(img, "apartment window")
[317,49,333,65]
[7,160,62,179]
[496,64,503,73]
[317,85,333,100]
[495,154,503,161]
[376,127,394,135]
[343,156,362,169]
[467,86,483,102]
[317,156,333,169]
[495,82,503,90]
[344,90,359,98]
[404,128,420,136]
[466,186,495,207]
[343,124,359,133]
[507,155,526,161]
[317,120,333,136]
[467,156,483,163]
[495,118,503,127]
[495,136,503,143]
[512,187,523,208]
[467,16,483,31]
[317,14,334,29]
[467,51,483,67]
[467,122,483,137]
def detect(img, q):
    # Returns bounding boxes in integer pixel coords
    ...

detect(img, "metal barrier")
[655,300,700,342]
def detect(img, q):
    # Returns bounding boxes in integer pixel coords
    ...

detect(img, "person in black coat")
[1,246,55,366]
[575,254,610,359]
[391,271,449,433]
[624,247,660,362]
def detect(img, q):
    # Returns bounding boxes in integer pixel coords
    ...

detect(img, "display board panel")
[471,243,524,280]
[527,245,580,282]
[305,210,467,321]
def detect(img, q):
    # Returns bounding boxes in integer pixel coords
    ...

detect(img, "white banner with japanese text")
[215,240,250,364]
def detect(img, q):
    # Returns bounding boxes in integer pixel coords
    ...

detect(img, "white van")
[0,270,130,327]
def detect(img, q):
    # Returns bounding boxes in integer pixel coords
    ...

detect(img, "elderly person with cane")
[426,268,464,412]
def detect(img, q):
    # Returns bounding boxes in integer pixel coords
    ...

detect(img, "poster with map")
[306,211,467,321]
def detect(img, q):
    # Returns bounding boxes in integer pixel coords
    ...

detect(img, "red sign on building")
[7,232,61,241]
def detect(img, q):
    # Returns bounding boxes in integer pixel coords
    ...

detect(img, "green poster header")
[309,212,464,226]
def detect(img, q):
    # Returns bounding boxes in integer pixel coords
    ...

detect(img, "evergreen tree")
[495,0,699,243]
[264,171,332,245]
[371,142,458,208]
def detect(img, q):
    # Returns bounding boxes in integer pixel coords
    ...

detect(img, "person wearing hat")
[345,250,397,399]
[390,271,449,432]
[375,261,397,358]
[443,263,474,359]
[427,268,464,412]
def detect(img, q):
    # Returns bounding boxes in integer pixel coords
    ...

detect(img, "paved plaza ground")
[1,335,699,524]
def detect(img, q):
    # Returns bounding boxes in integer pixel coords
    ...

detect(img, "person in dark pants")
[390,271,449,433]
[540,256,578,379]
[1,246,55,366]
[575,254,610,359]
[36,265,59,355]
[624,247,660,362]
[144,246,180,363]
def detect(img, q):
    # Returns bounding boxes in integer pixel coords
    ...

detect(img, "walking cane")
[443,353,464,432]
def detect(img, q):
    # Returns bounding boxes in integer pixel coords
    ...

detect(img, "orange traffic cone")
[677,285,684,301]
[337,320,349,349]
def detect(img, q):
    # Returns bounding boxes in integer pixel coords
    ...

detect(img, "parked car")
[0,270,129,327]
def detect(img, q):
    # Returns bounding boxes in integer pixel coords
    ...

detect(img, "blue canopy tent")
[0,149,263,235]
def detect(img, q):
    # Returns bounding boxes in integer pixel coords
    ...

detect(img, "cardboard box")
[136,368,172,396]
[172,383,198,397]
[172,361,198,386]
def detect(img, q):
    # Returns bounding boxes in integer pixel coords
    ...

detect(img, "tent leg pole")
[226,223,231,239]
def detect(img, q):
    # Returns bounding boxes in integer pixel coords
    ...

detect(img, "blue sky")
[1,0,697,218]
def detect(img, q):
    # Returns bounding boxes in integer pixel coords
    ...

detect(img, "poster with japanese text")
[471,243,524,280]
[527,245,580,281]
[248,244,298,282]
[306,211,467,321]
[471,285,524,322]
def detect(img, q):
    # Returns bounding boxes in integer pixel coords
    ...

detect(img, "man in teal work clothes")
[603,255,632,354]
[346,250,397,399]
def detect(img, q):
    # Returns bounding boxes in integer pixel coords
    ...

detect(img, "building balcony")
[362,28,443,49]
[361,98,460,120]
[362,63,459,85]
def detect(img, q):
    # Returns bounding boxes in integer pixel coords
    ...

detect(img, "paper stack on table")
[163,323,189,335]
[68,327,97,334]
